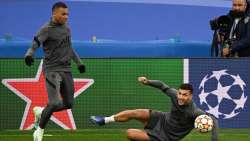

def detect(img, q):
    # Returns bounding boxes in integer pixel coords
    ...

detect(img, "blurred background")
[0,0,230,41]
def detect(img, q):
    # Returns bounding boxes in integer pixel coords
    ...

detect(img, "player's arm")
[24,25,48,66]
[70,38,85,73]
[138,76,177,97]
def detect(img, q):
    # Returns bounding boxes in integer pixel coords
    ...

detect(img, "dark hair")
[179,83,193,94]
[52,2,68,12]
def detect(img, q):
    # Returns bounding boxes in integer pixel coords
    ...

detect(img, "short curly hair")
[52,2,68,12]
[179,83,193,94]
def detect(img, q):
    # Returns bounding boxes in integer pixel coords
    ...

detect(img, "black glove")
[78,64,85,73]
[25,56,34,66]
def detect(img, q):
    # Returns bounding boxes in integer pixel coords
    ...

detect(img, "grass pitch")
[0,128,250,141]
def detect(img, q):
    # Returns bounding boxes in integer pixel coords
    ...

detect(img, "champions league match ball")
[194,115,213,133]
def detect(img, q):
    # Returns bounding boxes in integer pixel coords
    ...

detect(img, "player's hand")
[25,56,34,66]
[138,76,148,84]
[78,64,85,73]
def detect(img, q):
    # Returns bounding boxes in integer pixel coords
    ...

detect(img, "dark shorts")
[44,71,74,105]
[144,110,170,141]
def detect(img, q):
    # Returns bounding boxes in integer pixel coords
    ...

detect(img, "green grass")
[0,129,250,141]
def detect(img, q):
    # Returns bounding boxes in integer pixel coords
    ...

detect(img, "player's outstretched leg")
[91,109,150,126]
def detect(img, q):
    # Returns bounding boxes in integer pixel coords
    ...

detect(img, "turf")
[0,129,250,141]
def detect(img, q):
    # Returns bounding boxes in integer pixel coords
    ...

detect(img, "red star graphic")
[1,60,94,130]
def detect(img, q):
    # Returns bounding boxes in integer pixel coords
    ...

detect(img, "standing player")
[91,76,218,141]
[24,2,85,141]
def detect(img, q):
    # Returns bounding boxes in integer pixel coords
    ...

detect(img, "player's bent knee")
[126,129,136,140]
[126,129,150,141]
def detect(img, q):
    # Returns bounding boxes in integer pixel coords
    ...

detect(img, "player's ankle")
[104,115,115,124]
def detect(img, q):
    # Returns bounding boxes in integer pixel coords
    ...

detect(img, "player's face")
[232,0,247,13]
[53,7,69,24]
[177,89,192,106]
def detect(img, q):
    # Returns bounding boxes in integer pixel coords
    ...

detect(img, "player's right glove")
[25,56,34,66]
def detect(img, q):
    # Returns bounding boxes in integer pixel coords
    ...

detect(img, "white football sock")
[104,115,115,124]
[37,127,44,134]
